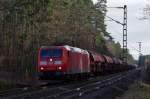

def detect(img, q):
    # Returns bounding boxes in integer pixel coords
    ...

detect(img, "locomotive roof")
[41,45,88,54]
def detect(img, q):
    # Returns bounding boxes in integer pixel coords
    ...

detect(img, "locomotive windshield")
[41,49,62,57]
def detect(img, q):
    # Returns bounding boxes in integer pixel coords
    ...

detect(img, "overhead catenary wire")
[106,15,124,25]
[128,44,139,52]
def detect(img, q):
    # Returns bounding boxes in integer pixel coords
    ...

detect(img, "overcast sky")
[93,0,150,60]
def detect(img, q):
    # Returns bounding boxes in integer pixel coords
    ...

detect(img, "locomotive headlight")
[58,66,62,70]
[50,58,53,62]
[40,67,44,70]
[54,61,62,65]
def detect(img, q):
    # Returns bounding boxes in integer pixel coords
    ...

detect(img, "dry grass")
[0,80,14,91]
[117,81,150,99]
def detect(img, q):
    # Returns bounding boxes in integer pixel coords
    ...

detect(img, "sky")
[93,0,150,60]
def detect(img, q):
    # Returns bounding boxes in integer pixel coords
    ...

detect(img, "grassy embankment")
[0,80,14,91]
[118,81,150,99]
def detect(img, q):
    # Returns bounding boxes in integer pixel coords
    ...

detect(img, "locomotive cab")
[38,46,68,78]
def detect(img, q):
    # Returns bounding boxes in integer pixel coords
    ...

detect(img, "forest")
[0,0,134,78]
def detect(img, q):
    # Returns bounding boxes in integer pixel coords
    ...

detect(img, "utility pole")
[106,5,128,64]
[137,42,144,67]
[122,5,128,64]
[137,42,142,56]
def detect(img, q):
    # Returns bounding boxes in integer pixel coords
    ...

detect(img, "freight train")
[38,45,134,79]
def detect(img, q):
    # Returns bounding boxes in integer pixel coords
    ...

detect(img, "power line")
[106,16,124,25]
[128,44,139,52]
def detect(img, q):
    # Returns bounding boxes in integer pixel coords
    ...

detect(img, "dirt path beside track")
[117,81,150,99]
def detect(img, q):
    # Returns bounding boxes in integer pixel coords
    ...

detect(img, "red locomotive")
[38,45,90,78]
[38,45,133,79]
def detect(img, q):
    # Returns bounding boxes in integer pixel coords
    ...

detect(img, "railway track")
[0,80,67,98]
[0,75,111,99]
[43,70,138,99]
[0,69,140,99]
